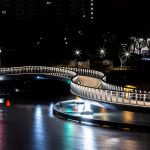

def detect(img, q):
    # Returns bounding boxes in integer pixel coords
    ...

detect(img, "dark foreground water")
[0,77,150,150]
[1,100,150,150]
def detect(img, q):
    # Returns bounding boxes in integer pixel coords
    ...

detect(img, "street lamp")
[98,48,106,58]
[74,49,81,73]
[119,51,131,68]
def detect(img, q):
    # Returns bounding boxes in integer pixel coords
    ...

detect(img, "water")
[0,76,150,150]
[1,101,150,150]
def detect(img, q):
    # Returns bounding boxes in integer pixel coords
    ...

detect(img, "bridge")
[0,66,150,108]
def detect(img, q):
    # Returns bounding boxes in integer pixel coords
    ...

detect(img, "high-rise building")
[0,0,95,25]
[54,0,95,25]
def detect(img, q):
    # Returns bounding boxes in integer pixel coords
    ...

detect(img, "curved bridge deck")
[0,66,150,108]
[76,75,101,88]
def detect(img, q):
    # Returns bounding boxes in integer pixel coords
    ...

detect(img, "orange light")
[6,100,11,107]
[76,96,81,100]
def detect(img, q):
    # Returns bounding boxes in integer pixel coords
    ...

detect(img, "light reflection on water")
[63,122,76,150]
[0,110,4,150]
[122,111,134,124]
[33,105,48,150]
[81,126,96,150]
[49,103,54,118]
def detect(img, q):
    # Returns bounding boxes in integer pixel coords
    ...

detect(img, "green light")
[67,80,71,84]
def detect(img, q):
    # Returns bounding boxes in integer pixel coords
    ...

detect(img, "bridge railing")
[1,66,150,107]
[70,80,150,107]
[60,67,105,80]
[0,66,76,79]
[59,67,138,94]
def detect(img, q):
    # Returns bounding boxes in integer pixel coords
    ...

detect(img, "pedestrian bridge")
[0,66,150,108]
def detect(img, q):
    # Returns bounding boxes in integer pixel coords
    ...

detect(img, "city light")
[124,52,130,58]
[74,49,81,57]
[98,48,106,57]
[0,98,4,104]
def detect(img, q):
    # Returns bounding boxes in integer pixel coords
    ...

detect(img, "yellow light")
[76,96,81,100]
[125,85,136,89]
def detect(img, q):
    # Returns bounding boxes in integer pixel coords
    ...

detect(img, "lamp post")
[98,48,106,59]
[74,49,81,73]
[119,51,130,68]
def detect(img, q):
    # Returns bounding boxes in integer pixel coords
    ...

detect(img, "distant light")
[46,1,52,5]
[0,76,4,80]
[125,52,130,57]
[36,76,40,80]
[98,48,106,57]
[64,37,67,40]
[74,49,81,57]
[15,88,19,92]
[37,41,40,44]
[125,85,136,89]
[139,38,143,42]
[67,80,71,84]
[1,10,7,15]
[78,30,83,35]
[0,98,4,103]
[6,100,11,107]
[36,76,45,80]
[0,49,2,53]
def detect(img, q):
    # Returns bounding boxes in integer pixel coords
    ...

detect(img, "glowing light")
[1,10,6,15]
[5,100,11,107]
[98,48,106,57]
[33,105,48,150]
[81,100,93,117]
[36,76,45,80]
[49,103,54,118]
[74,49,81,56]
[125,85,136,89]
[0,98,4,103]
[0,76,4,81]
[67,80,71,84]
[139,38,143,42]
[82,126,95,150]
[76,96,81,100]
[125,52,130,57]
[122,111,134,124]
[46,1,52,5]
[15,88,19,92]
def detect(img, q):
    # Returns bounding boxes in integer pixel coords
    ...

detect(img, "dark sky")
[95,0,150,34]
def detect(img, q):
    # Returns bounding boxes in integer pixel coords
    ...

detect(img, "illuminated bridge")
[0,66,150,108]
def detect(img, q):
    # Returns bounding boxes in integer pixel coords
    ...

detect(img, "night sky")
[0,0,150,66]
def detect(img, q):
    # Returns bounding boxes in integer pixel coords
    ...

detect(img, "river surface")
[0,97,150,150]
[0,76,150,150]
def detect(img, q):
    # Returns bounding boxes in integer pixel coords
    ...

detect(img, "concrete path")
[77,75,101,88]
